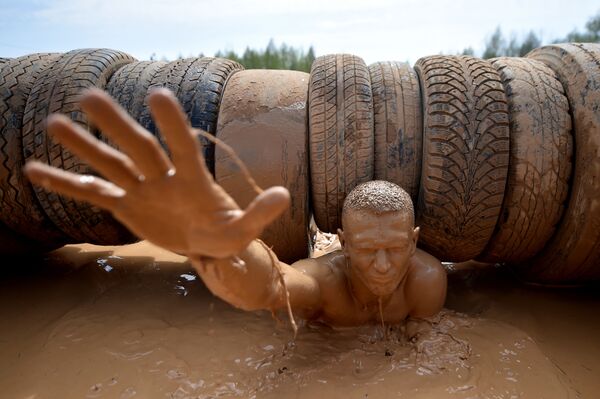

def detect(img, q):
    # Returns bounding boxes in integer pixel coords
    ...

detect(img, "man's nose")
[374,249,391,273]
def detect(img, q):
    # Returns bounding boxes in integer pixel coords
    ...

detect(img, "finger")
[231,186,290,233]
[24,161,123,211]
[79,88,173,179]
[147,89,212,184]
[47,114,142,188]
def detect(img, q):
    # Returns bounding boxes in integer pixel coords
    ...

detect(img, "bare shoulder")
[405,248,447,318]
[283,250,349,319]
[290,250,346,285]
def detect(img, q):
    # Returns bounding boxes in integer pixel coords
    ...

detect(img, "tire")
[0,58,9,69]
[138,57,243,175]
[478,57,572,264]
[106,60,167,128]
[524,43,600,282]
[215,70,310,263]
[0,53,72,249]
[21,48,136,244]
[309,54,374,232]
[414,55,510,262]
[369,61,423,202]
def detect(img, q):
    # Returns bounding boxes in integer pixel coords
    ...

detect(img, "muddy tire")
[524,43,600,282]
[106,60,167,128]
[0,53,72,249]
[138,57,243,175]
[369,61,422,202]
[215,70,310,263]
[414,55,510,262]
[21,48,136,244]
[309,54,374,232]
[478,57,573,264]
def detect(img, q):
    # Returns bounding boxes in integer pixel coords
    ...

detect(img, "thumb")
[232,186,291,234]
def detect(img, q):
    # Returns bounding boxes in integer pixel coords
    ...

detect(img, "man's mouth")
[368,275,398,286]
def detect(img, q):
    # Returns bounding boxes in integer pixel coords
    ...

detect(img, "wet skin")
[24,88,447,328]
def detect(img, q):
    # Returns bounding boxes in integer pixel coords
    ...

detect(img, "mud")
[1,241,597,398]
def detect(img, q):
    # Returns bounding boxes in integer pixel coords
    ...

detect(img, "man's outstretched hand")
[24,88,290,258]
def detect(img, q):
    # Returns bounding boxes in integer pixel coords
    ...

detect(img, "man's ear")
[337,228,345,248]
[338,228,350,258]
[410,226,420,256]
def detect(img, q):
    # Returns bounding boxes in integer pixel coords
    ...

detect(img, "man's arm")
[191,239,322,314]
[24,88,323,316]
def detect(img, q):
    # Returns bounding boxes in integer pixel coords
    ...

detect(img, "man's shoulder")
[404,248,447,317]
[408,248,446,285]
[291,250,346,284]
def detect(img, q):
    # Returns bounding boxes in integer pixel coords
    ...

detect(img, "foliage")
[464,11,599,59]
[215,39,316,72]
[560,13,600,42]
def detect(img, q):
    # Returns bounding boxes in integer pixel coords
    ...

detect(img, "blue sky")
[0,0,598,64]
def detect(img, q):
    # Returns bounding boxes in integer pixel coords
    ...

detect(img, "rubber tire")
[478,57,573,264]
[138,57,243,175]
[309,54,374,233]
[369,61,423,202]
[21,48,136,244]
[0,53,72,248]
[215,70,310,263]
[414,55,510,262]
[0,58,9,70]
[524,43,600,282]
[106,61,167,128]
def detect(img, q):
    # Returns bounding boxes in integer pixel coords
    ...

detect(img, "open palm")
[25,88,290,258]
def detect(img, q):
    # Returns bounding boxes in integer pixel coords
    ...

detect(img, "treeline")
[464,11,600,58]
[215,40,315,72]
[150,11,599,66]
[149,39,315,72]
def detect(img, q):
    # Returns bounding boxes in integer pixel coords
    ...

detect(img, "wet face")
[339,210,419,297]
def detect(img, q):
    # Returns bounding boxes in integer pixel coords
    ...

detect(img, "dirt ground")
[0,241,598,398]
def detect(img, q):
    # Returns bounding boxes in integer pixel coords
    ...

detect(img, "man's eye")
[357,248,374,255]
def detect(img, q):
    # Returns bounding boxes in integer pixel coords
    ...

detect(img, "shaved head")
[342,180,414,227]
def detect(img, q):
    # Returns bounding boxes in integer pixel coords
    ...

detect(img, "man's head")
[338,181,419,296]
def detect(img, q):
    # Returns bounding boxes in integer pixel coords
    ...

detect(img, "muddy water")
[0,242,598,398]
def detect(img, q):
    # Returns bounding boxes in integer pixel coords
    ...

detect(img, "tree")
[560,12,600,42]
[461,11,598,59]
[213,40,316,72]
[482,27,506,59]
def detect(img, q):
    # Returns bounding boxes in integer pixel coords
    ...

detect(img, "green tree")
[518,31,541,55]
[214,40,316,72]
[461,11,598,59]
[482,27,506,59]
[480,27,541,58]
[560,12,600,42]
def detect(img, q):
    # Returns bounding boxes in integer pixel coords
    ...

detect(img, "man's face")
[339,210,419,296]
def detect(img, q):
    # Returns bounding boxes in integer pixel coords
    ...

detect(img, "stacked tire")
[305,46,599,284]
[1,49,139,253]
[0,49,244,255]
[1,44,600,284]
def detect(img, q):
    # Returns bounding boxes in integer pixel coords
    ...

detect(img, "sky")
[0,0,598,65]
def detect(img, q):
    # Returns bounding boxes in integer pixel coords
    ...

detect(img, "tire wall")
[524,43,600,282]
[414,55,510,262]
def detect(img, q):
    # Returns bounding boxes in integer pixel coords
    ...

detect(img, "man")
[25,88,447,332]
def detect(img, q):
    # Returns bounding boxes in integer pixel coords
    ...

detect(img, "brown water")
[0,242,598,398]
